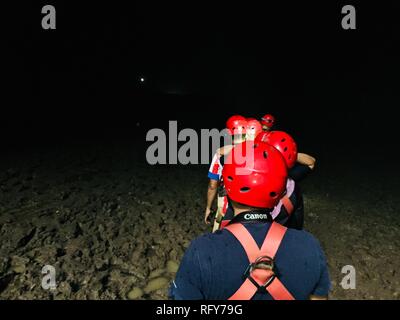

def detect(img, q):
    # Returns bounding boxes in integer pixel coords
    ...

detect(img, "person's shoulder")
[283,227,325,256]
[188,230,232,253]
[285,226,317,240]
[191,229,228,244]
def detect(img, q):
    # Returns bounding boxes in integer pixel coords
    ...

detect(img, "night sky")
[3,2,400,160]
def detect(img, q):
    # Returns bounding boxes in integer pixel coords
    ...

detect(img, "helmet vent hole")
[240,187,251,193]
[263,151,268,159]
[270,192,277,198]
[281,138,286,143]
[253,143,259,148]
[284,147,288,152]
[227,176,233,182]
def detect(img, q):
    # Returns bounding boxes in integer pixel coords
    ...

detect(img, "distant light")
[140,77,145,82]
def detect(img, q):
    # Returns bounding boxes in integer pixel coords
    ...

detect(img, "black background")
[3,1,400,163]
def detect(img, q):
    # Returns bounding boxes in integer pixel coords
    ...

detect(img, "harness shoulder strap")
[281,195,294,215]
[260,222,288,257]
[224,223,260,262]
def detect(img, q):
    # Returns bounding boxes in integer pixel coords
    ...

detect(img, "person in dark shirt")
[220,132,316,230]
[280,156,315,229]
[213,118,263,230]
[170,141,330,300]
[256,131,315,230]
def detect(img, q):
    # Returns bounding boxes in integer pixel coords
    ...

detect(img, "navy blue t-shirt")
[170,222,330,300]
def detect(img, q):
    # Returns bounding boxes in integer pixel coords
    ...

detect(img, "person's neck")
[233,207,261,216]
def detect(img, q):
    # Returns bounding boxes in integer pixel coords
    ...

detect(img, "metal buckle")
[244,256,276,290]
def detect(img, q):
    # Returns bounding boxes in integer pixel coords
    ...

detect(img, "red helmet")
[226,115,247,135]
[245,118,262,140]
[257,131,298,169]
[222,141,288,209]
[255,131,270,143]
[261,114,275,128]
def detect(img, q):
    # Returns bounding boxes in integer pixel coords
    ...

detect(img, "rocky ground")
[0,143,399,300]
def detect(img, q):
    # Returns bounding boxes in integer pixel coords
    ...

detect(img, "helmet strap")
[228,209,273,225]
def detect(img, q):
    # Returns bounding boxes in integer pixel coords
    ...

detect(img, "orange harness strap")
[281,195,294,215]
[222,196,228,215]
[220,220,230,229]
[225,222,295,300]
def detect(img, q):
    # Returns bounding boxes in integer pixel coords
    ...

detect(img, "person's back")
[272,178,304,230]
[255,132,316,231]
[173,140,330,300]
[170,218,330,300]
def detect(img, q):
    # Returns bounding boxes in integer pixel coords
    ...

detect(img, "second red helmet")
[256,131,298,169]
[226,115,247,135]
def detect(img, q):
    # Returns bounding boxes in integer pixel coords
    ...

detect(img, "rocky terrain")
[0,143,399,299]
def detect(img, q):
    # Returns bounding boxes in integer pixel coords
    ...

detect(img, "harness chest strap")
[225,222,295,300]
